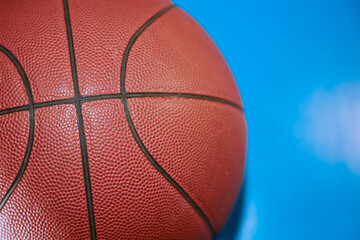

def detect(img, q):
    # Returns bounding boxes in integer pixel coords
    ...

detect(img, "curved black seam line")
[34,97,77,108]
[83,93,243,112]
[120,4,175,93]
[0,45,35,213]
[126,92,243,111]
[0,98,76,116]
[119,5,216,238]
[0,4,233,237]
[0,105,31,116]
[0,46,34,104]
[0,109,35,212]
[0,92,243,117]
[122,99,217,238]
[63,0,96,239]
[82,93,123,102]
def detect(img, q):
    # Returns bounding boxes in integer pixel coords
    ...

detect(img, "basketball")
[0,0,247,239]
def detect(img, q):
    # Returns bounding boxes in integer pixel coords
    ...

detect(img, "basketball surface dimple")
[0,0,247,239]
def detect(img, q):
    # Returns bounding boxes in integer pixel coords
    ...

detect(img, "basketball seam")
[126,92,243,111]
[119,5,217,238]
[0,45,35,213]
[0,3,240,238]
[63,0,97,239]
[0,92,243,117]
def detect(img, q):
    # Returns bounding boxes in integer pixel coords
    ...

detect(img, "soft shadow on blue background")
[175,0,360,239]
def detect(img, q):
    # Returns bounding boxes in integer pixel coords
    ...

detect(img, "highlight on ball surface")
[0,0,246,239]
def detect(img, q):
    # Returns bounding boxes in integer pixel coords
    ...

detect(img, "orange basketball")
[0,0,247,239]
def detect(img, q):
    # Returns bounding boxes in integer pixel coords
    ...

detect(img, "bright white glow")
[239,202,258,240]
[296,81,360,174]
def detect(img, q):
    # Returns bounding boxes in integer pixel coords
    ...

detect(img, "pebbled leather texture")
[0,52,28,110]
[0,0,74,103]
[125,7,243,106]
[0,0,247,239]
[69,0,171,96]
[128,97,247,233]
[0,112,29,202]
[82,99,212,239]
[0,105,90,239]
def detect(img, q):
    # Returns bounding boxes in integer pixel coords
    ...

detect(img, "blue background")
[175,0,360,239]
